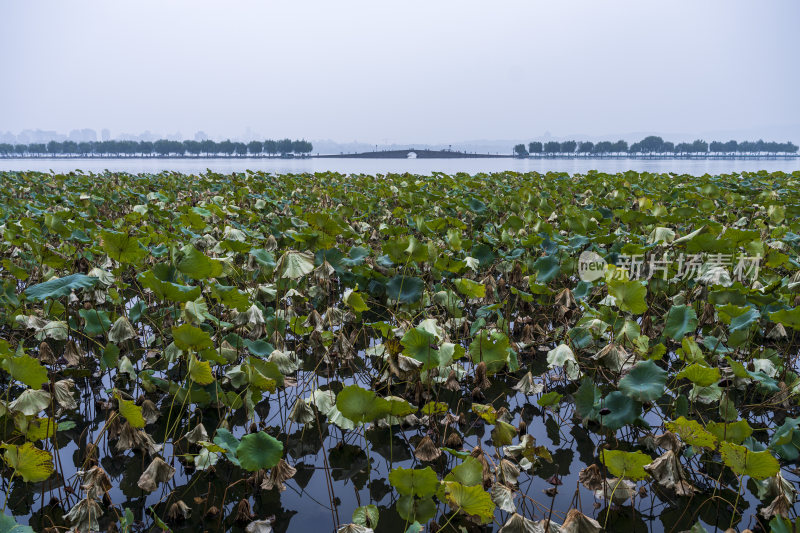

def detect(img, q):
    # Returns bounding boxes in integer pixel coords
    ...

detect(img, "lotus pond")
[0,169,799,533]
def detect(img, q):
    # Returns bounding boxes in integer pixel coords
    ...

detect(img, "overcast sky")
[1,0,798,143]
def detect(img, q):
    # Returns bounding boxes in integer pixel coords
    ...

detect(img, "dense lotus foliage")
[0,169,799,533]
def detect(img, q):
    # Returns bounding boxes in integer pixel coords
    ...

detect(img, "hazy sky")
[1,0,798,143]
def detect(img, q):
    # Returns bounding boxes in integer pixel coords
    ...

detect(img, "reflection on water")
[1,157,798,175]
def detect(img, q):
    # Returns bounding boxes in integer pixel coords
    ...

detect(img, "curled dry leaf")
[137,456,176,492]
[260,459,297,491]
[414,435,442,462]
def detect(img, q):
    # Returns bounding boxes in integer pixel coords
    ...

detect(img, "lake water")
[1,157,798,175]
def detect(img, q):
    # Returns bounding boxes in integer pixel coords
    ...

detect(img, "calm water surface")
[1,157,798,175]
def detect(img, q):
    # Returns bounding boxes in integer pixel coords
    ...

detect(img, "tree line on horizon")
[513,136,799,156]
[0,138,313,157]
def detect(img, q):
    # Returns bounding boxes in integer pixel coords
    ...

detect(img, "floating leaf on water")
[236,431,283,471]
[600,449,652,481]
[444,481,495,523]
[388,466,439,498]
[1,442,54,482]
[720,442,780,480]
[618,359,667,402]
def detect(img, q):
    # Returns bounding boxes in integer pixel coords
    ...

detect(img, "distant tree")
[577,141,593,153]
[0,143,13,156]
[247,141,263,156]
[77,142,92,156]
[14,144,27,156]
[29,143,46,156]
[528,141,543,154]
[560,141,577,154]
[513,144,528,157]
[613,140,628,154]
[184,140,201,156]
[140,141,154,156]
[47,140,61,155]
[277,138,293,154]
[62,141,78,155]
[662,141,675,153]
[639,136,664,153]
[691,139,708,153]
[723,140,738,153]
[264,140,278,156]
[154,139,171,156]
[233,142,248,156]
[200,140,216,156]
[593,141,612,154]
[217,140,235,156]
[290,140,313,154]
[544,141,560,154]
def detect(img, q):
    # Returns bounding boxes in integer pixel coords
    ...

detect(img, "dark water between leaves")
[13,340,797,533]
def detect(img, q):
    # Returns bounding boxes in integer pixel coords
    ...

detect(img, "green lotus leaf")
[546,343,581,380]
[665,416,718,448]
[1,442,54,483]
[575,377,602,421]
[188,356,214,385]
[663,304,698,341]
[720,442,779,480]
[491,421,518,447]
[444,481,495,523]
[2,354,48,390]
[24,274,98,301]
[115,391,145,428]
[600,449,652,481]
[401,327,439,370]
[386,275,425,304]
[236,431,283,471]
[676,363,720,387]
[469,330,510,373]
[100,230,148,264]
[213,428,241,466]
[177,245,224,280]
[243,339,274,357]
[444,456,483,487]
[344,289,370,313]
[172,323,214,351]
[770,307,800,330]
[618,360,667,402]
[600,391,641,430]
[396,495,436,524]
[728,307,760,332]
[608,279,648,315]
[211,283,250,311]
[453,278,485,298]
[352,504,379,529]
[533,254,560,283]
[707,420,753,445]
[389,466,439,497]
[0,512,35,533]
[335,384,390,424]
[537,391,563,407]
[249,249,276,269]
[78,308,112,336]
[137,270,201,303]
